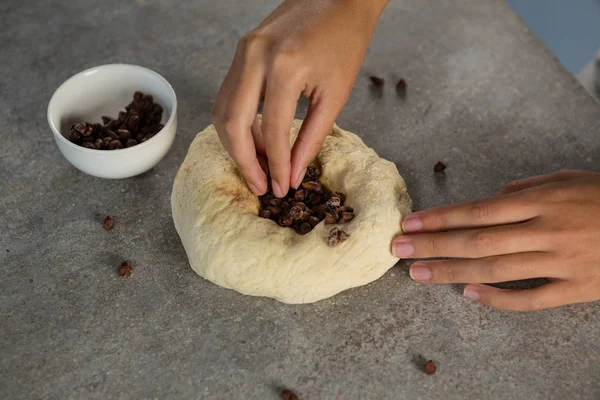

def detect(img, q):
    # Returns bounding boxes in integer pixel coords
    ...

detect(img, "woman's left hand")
[392,169,600,311]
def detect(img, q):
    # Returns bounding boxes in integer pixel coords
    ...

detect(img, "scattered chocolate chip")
[369,76,385,86]
[396,78,407,89]
[103,216,115,231]
[434,161,447,172]
[281,389,299,400]
[328,227,349,247]
[119,260,132,278]
[424,360,436,375]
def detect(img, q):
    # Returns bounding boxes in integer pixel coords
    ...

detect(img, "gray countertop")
[1,0,599,399]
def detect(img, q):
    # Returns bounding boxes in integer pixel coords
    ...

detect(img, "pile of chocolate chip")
[68,91,164,150]
[258,166,355,235]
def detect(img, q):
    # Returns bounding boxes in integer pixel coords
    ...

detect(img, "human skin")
[393,170,600,311]
[214,2,600,311]
[212,0,389,197]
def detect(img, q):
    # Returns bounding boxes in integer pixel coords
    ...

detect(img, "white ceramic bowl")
[47,64,177,179]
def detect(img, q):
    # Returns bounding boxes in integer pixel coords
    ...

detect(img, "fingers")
[261,78,301,197]
[290,96,340,188]
[401,191,539,234]
[409,252,556,284]
[500,169,597,195]
[212,44,267,195]
[462,281,574,311]
[393,222,546,259]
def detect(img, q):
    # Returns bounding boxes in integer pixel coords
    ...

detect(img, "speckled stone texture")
[1,0,599,399]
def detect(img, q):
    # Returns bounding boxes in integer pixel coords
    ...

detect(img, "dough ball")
[171,119,412,304]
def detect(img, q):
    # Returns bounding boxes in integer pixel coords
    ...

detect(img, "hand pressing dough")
[171,118,412,304]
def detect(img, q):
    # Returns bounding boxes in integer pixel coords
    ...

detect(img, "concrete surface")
[1,0,600,399]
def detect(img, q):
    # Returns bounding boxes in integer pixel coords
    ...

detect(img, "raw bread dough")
[171,118,412,304]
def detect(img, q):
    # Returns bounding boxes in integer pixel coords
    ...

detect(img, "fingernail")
[392,240,415,258]
[402,215,423,233]
[293,168,307,189]
[463,286,481,301]
[272,179,285,198]
[410,263,432,281]
[247,181,264,196]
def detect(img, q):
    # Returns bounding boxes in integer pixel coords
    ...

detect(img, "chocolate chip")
[279,215,293,227]
[301,181,323,193]
[434,161,447,172]
[324,212,338,224]
[327,196,341,207]
[305,166,321,181]
[94,139,103,149]
[328,227,349,247]
[396,78,407,89]
[369,76,385,86]
[269,197,283,207]
[299,223,312,234]
[119,260,132,278]
[82,141,95,149]
[259,209,271,219]
[117,129,131,140]
[103,216,115,231]
[281,389,299,400]
[308,193,322,204]
[308,216,321,227]
[109,140,123,150]
[101,116,113,125]
[341,212,355,222]
[266,206,281,218]
[294,189,306,201]
[125,139,138,148]
[105,130,118,140]
[424,360,437,375]
[289,205,304,220]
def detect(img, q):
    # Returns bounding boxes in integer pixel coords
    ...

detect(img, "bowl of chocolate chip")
[47,64,177,179]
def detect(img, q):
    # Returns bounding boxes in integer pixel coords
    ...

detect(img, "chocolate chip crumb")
[424,360,437,375]
[103,216,115,231]
[328,227,349,247]
[396,78,407,89]
[369,76,385,86]
[281,389,299,400]
[434,161,447,172]
[119,260,132,278]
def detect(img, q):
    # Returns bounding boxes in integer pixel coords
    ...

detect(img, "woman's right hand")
[212,0,389,197]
